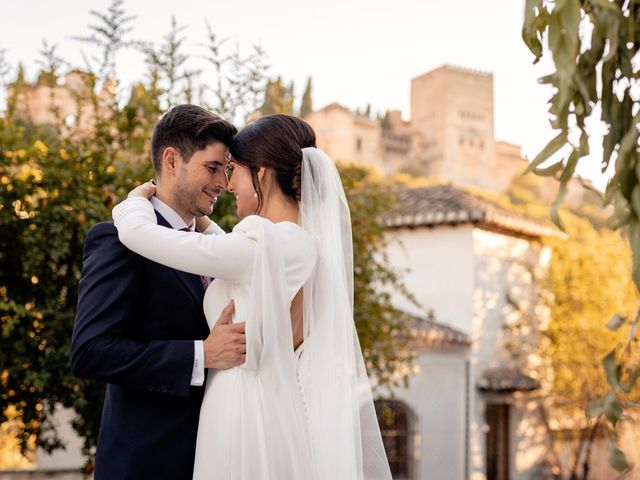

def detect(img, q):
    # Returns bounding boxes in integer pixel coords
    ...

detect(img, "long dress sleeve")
[113,197,255,282]
[202,220,225,236]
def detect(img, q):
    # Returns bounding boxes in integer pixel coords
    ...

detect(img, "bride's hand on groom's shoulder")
[204,300,246,370]
[127,179,156,200]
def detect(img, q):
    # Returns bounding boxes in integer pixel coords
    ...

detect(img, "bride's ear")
[257,167,267,182]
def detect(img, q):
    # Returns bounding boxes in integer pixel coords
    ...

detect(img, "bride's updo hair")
[229,114,316,211]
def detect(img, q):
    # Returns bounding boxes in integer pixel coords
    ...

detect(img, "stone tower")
[411,65,498,190]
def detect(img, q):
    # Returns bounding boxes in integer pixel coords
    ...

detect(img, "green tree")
[380,110,391,130]
[299,76,313,117]
[0,115,151,462]
[6,64,28,120]
[141,16,193,110]
[0,45,9,92]
[0,6,415,468]
[72,0,137,82]
[35,41,68,125]
[36,41,66,89]
[339,163,417,389]
[260,76,295,115]
[199,22,269,122]
[523,1,640,471]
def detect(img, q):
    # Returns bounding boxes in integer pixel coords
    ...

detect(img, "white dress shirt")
[150,196,208,386]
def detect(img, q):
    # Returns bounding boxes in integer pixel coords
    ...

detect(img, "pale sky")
[0,0,611,189]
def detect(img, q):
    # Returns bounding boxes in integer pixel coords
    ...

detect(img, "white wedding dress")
[113,199,317,479]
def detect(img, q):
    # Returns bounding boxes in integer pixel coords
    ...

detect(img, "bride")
[112,114,391,479]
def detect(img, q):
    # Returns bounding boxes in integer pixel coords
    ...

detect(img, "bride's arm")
[197,215,226,235]
[113,197,254,282]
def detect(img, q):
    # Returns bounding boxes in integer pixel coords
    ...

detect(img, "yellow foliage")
[544,212,637,416]
[33,140,48,156]
[59,149,69,160]
[502,174,638,421]
[386,172,444,188]
[19,164,44,183]
[0,406,34,469]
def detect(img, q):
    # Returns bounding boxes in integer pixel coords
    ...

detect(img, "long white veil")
[299,147,392,480]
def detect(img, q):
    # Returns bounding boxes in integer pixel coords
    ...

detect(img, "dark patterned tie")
[180,227,212,290]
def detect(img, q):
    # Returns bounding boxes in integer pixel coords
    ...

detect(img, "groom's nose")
[216,172,228,190]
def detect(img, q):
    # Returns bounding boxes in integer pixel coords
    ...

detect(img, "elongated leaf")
[523,0,545,61]
[604,15,621,63]
[533,160,565,177]
[603,392,623,426]
[602,349,623,392]
[630,223,640,291]
[525,131,568,174]
[603,124,621,171]
[600,55,616,127]
[560,141,586,183]
[613,194,631,227]
[604,175,619,206]
[573,71,593,116]
[591,0,623,14]
[631,185,640,218]
[608,441,631,472]
[549,0,581,64]
[586,397,605,419]
[549,0,580,118]
[616,112,640,171]
[538,73,557,84]
[606,313,626,331]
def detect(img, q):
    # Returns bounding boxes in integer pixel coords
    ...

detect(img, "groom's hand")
[204,300,246,369]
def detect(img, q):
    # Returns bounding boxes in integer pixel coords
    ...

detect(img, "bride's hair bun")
[230,115,316,210]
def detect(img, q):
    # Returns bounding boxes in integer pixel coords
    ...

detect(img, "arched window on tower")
[375,399,416,479]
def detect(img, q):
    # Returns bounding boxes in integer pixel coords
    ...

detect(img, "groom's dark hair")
[151,104,237,175]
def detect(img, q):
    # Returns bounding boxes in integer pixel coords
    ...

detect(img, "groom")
[71,104,244,479]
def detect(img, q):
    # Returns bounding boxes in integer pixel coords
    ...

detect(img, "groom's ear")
[162,147,180,176]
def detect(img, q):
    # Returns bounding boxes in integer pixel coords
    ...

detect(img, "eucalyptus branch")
[523,0,640,471]
[71,0,137,82]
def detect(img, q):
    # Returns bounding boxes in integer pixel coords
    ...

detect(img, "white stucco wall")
[385,225,475,335]
[469,229,551,480]
[392,347,469,480]
[34,406,86,472]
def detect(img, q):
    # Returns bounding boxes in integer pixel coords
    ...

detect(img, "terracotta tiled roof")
[405,311,471,347]
[382,184,564,240]
[477,367,540,393]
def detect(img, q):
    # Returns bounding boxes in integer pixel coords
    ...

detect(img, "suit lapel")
[154,211,205,306]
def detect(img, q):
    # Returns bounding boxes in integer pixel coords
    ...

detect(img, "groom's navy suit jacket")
[71,211,210,480]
